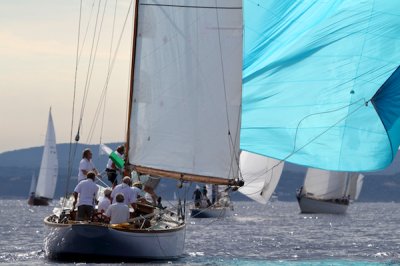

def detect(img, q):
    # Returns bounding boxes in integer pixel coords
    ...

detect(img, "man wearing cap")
[111,176,137,209]
[97,188,112,213]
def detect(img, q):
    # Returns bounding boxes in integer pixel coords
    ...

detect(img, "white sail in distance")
[35,109,58,199]
[303,168,350,200]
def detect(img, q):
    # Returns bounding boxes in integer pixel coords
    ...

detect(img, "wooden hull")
[44,216,186,262]
[28,196,50,206]
[190,207,232,218]
[297,195,349,214]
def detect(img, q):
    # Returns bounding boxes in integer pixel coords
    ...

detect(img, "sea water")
[0,199,399,265]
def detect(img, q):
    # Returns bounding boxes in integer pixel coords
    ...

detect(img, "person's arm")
[104,205,112,222]
[72,192,78,210]
[94,188,99,205]
[90,161,100,176]
[93,168,100,177]
[81,169,89,176]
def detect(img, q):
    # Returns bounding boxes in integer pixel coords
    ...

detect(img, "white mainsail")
[238,151,284,204]
[35,109,58,199]
[129,0,243,180]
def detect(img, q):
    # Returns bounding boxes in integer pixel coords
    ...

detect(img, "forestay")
[241,0,400,172]
[129,0,242,179]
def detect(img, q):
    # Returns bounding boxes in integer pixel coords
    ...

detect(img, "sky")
[0,0,133,153]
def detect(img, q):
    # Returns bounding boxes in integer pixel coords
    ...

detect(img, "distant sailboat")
[28,108,58,206]
[190,185,234,218]
[296,168,364,214]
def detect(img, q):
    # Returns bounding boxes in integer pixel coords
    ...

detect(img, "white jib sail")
[129,0,243,179]
[238,151,284,204]
[347,173,364,200]
[35,109,58,199]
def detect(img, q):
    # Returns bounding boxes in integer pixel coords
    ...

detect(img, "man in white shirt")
[97,188,112,213]
[78,148,99,183]
[111,176,137,209]
[72,171,99,221]
[105,193,130,224]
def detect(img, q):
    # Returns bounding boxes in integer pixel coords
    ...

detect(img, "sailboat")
[28,108,58,206]
[240,0,400,206]
[189,184,234,218]
[296,168,364,214]
[44,0,243,262]
[191,149,286,217]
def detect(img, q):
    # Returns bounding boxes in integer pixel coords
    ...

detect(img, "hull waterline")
[28,196,50,206]
[44,217,186,262]
[297,195,348,214]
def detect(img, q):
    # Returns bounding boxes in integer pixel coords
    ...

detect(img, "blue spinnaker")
[241,0,400,172]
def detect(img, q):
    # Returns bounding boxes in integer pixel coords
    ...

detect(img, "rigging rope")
[84,0,110,144]
[77,0,97,66]
[76,0,103,137]
[63,0,84,207]
[86,0,133,144]
[99,0,118,145]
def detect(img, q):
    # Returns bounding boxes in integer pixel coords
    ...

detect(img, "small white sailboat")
[44,0,243,262]
[296,168,364,214]
[28,108,58,206]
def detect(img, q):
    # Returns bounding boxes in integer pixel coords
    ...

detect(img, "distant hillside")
[0,143,122,199]
[0,145,399,202]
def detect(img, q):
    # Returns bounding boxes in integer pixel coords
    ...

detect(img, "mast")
[125,0,139,168]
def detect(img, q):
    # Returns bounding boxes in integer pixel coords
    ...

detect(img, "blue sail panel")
[372,66,400,159]
[241,0,400,171]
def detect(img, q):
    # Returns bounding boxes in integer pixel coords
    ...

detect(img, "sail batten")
[129,0,242,179]
[241,0,400,172]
